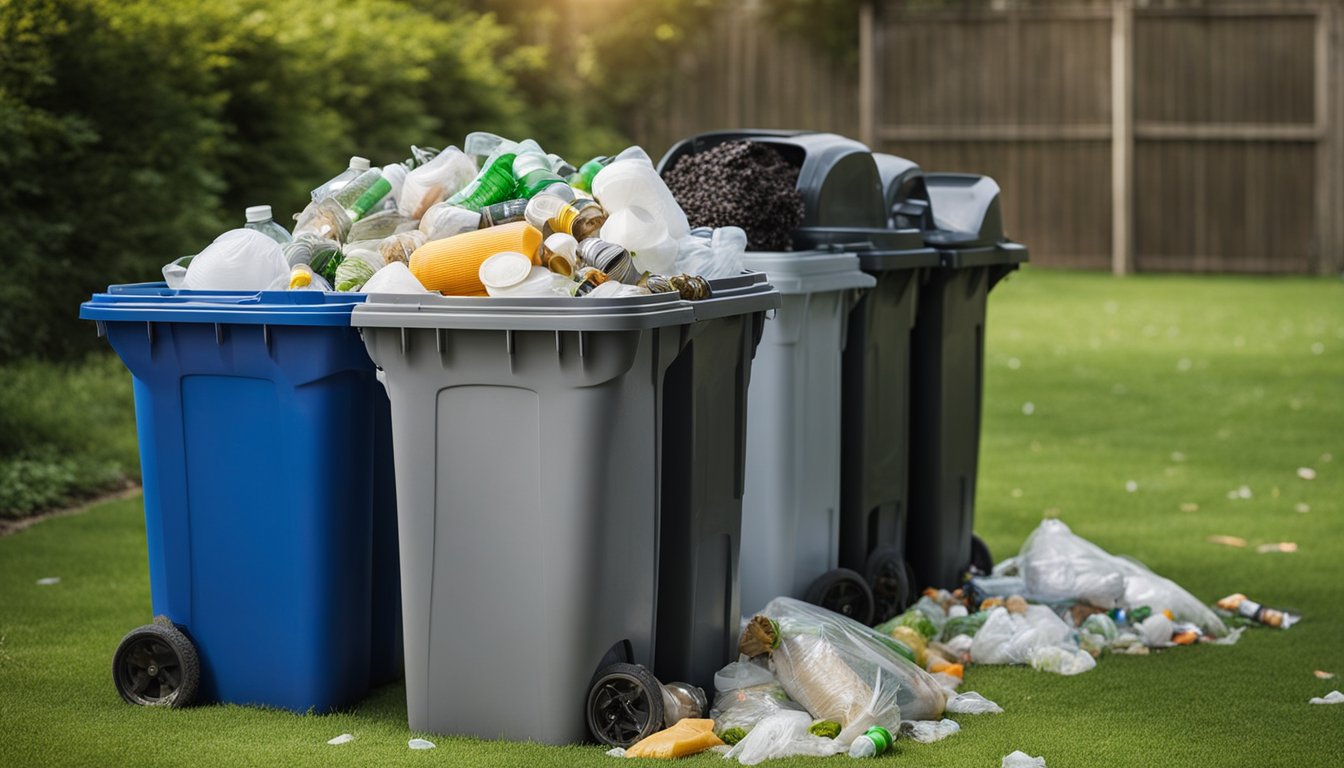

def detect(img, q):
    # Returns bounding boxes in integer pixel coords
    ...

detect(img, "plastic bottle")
[847,726,893,758]
[512,141,566,198]
[444,152,518,212]
[244,205,293,245]
[332,168,392,222]
[524,193,609,241]
[464,132,514,166]
[479,198,530,228]
[569,156,611,192]
[310,156,371,202]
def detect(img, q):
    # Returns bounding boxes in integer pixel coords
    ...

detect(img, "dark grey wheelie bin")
[904,172,1028,590]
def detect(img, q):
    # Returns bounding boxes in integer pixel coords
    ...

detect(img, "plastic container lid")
[245,205,273,223]
[478,251,534,293]
[350,156,371,171]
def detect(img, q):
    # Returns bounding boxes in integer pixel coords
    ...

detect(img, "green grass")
[1,269,1342,766]
[0,354,140,518]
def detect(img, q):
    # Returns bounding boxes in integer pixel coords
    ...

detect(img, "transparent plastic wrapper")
[722,711,846,765]
[1003,751,1047,768]
[293,198,351,244]
[1310,691,1344,705]
[1029,645,1097,676]
[1018,519,1229,637]
[900,718,961,744]
[945,691,1003,715]
[1077,612,1118,655]
[970,606,1086,674]
[334,241,384,292]
[710,662,807,738]
[349,210,413,243]
[362,262,432,295]
[742,597,947,742]
[378,230,427,266]
[419,202,482,242]
[676,227,746,280]
[181,229,288,291]
[161,256,192,289]
[398,147,478,219]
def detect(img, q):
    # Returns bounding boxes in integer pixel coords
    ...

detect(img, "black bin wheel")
[112,618,200,708]
[865,546,912,625]
[586,662,664,748]
[805,567,875,625]
[970,534,994,577]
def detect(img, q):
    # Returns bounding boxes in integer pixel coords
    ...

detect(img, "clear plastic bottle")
[243,205,293,245]
[847,726,892,758]
[512,141,566,198]
[331,168,392,222]
[479,198,530,228]
[445,152,519,212]
[310,156,371,202]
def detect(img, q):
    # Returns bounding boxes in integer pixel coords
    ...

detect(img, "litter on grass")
[900,718,960,743]
[1256,542,1298,554]
[327,734,354,745]
[1309,691,1344,705]
[1002,750,1047,767]
[945,692,1003,715]
[35,577,60,586]
[1207,535,1246,548]
[407,738,436,750]
[1315,671,1336,680]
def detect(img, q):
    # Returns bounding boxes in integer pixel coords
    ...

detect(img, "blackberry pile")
[663,140,804,251]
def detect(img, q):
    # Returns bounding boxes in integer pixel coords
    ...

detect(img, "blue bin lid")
[79,282,367,327]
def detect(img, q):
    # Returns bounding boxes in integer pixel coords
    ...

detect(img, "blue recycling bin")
[79,284,401,713]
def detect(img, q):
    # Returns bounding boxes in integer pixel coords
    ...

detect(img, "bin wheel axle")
[586,662,664,748]
[112,618,200,708]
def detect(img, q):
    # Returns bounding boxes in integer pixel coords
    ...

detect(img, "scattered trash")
[1003,751,1047,767]
[1125,481,1138,492]
[846,725,894,758]
[946,691,1004,714]
[1297,467,1317,480]
[407,738,436,750]
[35,577,60,586]
[1216,594,1300,629]
[326,733,354,745]
[900,719,961,743]
[1256,542,1298,554]
[1207,535,1246,548]
[709,661,807,742]
[1022,402,1036,415]
[622,719,723,759]
[605,747,627,758]
[1309,691,1344,705]
[1227,485,1253,500]
[1180,502,1199,512]
[722,711,846,765]
[1315,671,1336,680]
[1296,503,1311,513]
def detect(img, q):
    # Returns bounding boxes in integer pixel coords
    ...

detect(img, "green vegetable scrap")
[808,720,841,739]
[941,611,991,642]
[719,727,746,745]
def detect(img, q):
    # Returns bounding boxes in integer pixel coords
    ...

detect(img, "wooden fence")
[632,0,1344,274]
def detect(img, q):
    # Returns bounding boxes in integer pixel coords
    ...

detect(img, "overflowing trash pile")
[605,519,1301,763]
[160,134,757,300]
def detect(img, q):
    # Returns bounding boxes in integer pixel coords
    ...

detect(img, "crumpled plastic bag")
[1029,645,1097,676]
[419,202,483,242]
[1309,691,1344,705]
[1018,519,1228,637]
[945,691,1004,714]
[1003,751,1047,767]
[398,146,478,219]
[182,229,288,291]
[971,606,1074,665]
[744,597,947,743]
[900,718,961,743]
[710,662,807,738]
[722,711,846,765]
[675,227,746,280]
[362,262,432,294]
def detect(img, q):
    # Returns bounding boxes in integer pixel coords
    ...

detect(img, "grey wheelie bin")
[838,152,942,623]
[905,172,1028,589]
[660,131,897,625]
[351,275,777,746]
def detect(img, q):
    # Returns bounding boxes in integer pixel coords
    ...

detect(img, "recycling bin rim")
[79,282,367,327]
[740,250,876,296]
[857,245,942,273]
[932,241,1029,270]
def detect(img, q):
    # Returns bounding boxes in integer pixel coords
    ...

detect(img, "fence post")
[1111,0,1134,275]
[859,1,877,149]
[1324,0,1344,275]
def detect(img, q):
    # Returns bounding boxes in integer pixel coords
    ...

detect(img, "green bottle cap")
[864,726,892,753]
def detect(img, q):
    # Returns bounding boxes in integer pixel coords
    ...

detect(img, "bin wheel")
[970,534,994,577]
[865,546,912,624]
[112,618,200,708]
[805,568,875,625]
[586,662,665,748]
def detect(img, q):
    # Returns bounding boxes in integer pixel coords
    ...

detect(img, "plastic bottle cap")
[350,156,371,171]
[479,251,534,291]
[245,205,272,223]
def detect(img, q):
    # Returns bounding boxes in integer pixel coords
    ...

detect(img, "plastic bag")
[1017,519,1229,637]
[1029,645,1097,676]
[591,151,691,240]
[900,718,961,743]
[161,255,192,289]
[721,711,846,765]
[182,229,288,291]
[709,662,807,738]
[1003,751,1047,768]
[946,691,1004,715]
[398,146,478,219]
[675,227,745,280]
[419,202,482,242]
[970,606,1082,672]
[743,597,947,742]
[362,262,432,294]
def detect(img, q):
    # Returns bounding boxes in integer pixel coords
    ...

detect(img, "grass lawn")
[1,269,1341,767]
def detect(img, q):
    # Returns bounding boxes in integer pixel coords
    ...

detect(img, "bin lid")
[921,173,1007,249]
[79,282,367,327]
[872,153,935,232]
[658,130,898,251]
[740,250,876,296]
[939,241,1029,269]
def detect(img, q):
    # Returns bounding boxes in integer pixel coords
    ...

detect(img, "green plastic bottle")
[568,156,611,193]
[445,153,518,212]
[512,143,566,199]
